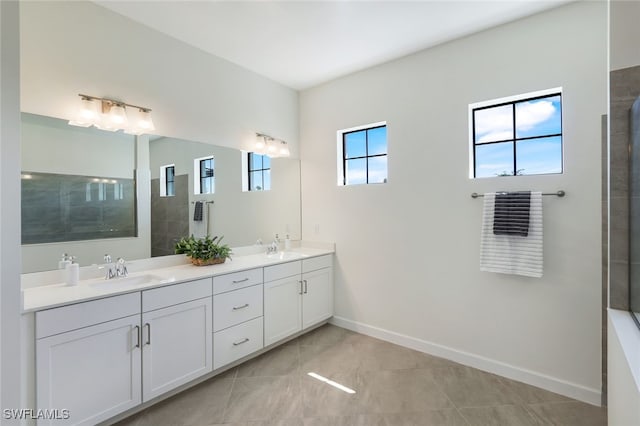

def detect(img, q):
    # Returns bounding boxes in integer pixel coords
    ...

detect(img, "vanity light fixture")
[68,94,155,135]
[254,132,290,158]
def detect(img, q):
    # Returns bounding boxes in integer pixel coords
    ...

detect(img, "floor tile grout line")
[219,367,238,424]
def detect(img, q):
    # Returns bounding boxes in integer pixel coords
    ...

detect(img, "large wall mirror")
[21,113,301,273]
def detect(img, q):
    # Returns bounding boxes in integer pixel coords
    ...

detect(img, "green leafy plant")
[175,235,232,262]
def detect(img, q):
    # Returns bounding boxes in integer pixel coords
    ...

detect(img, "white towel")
[480,192,543,278]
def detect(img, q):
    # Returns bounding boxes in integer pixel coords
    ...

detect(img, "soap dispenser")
[284,234,291,251]
[66,256,79,286]
[58,253,71,270]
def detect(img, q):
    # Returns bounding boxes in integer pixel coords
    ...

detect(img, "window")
[160,164,175,197]
[338,122,387,185]
[194,156,214,194]
[248,152,271,191]
[470,89,562,178]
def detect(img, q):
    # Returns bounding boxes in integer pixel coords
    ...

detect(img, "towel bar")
[471,190,565,199]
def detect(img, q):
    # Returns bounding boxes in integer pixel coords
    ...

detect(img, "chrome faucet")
[116,257,128,277]
[266,234,280,255]
[103,254,116,279]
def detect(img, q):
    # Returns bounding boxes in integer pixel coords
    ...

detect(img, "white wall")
[150,137,301,246]
[1,0,22,420]
[19,1,299,156]
[610,0,640,71]
[301,1,606,404]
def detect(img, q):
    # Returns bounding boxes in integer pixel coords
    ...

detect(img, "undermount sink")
[87,274,165,290]
[265,251,308,261]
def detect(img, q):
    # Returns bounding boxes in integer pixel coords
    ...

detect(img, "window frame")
[469,88,563,178]
[165,165,175,197]
[247,152,271,191]
[159,164,176,197]
[193,155,214,194]
[337,121,388,186]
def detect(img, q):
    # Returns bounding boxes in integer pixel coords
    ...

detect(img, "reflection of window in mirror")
[194,156,215,194]
[248,152,271,191]
[160,164,175,197]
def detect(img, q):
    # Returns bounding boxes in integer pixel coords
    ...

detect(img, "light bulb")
[279,142,290,157]
[69,97,99,127]
[108,104,128,126]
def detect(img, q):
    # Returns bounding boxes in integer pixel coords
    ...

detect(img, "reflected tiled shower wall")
[151,175,189,257]
[607,64,640,405]
[609,65,640,309]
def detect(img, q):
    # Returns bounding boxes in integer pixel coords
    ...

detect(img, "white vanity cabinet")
[212,268,264,369]
[141,278,213,401]
[35,293,142,426]
[34,278,213,425]
[264,255,333,346]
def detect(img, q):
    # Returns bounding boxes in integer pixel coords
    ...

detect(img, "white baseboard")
[329,315,602,406]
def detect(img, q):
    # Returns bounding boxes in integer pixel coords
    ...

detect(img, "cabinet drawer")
[302,255,333,273]
[213,268,263,295]
[264,261,301,282]
[143,278,212,312]
[36,293,140,339]
[213,317,263,370]
[213,284,263,332]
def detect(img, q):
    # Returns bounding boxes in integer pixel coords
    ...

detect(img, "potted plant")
[175,235,232,266]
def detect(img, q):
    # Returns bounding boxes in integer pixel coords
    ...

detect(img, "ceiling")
[95,0,571,90]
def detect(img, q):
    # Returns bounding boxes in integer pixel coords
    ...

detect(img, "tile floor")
[113,324,607,426]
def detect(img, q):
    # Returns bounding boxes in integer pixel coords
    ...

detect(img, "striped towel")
[480,192,543,278]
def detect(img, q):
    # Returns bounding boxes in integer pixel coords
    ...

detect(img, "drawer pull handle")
[299,280,303,295]
[233,338,250,346]
[304,279,308,294]
[232,278,249,284]
[233,303,249,311]
[145,323,151,345]
[134,325,141,349]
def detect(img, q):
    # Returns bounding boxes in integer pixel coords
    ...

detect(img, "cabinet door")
[264,276,302,346]
[36,315,141,426]
[302,267,333,329]
[142,297,212,402]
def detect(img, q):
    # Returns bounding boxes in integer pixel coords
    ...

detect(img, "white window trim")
[336,120,387,186]
[468,87,563,179]
[159,163,175,197]
[241,151,250,192]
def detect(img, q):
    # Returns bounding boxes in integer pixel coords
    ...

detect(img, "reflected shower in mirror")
[630,96,640,328]
[20,113,301,273]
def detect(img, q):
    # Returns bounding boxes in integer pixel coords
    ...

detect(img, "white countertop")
[22,247,333,313]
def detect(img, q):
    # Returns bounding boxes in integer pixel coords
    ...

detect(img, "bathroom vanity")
[21,247,333,426]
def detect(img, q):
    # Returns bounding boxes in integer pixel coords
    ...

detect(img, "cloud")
[516,100,556,132]
[475,98,557,142]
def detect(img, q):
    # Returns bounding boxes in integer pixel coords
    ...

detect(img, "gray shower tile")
[609,195,629,262]
[610,260,630,310]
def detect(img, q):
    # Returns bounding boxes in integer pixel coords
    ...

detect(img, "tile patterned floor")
[113,324,606,426]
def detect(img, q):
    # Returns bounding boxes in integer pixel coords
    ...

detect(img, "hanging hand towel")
[193,201,203,221]
[480,192,543,278]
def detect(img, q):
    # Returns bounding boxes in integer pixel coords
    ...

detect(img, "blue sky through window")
[342,125,387,185]
[473,93,562,177]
